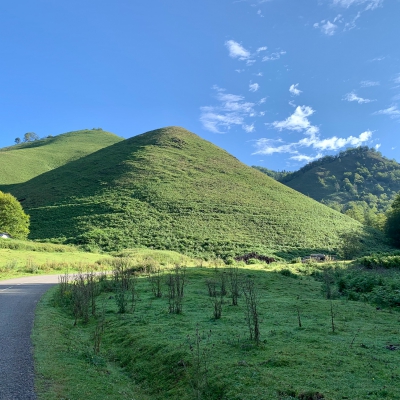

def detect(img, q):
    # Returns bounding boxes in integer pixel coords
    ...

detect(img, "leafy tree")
[23,132,39,142]
[14,137,21,144]
[385,192,400,246]
[0,191,30,239]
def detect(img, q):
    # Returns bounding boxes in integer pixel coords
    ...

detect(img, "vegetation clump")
[0,190,30,239]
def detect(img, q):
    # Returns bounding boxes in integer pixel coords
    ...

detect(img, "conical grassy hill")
[0,129,123,186]
[7,127,387,259]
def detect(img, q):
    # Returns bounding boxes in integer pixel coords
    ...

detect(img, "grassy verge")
[33,262,400,400]
[0,248,111,280]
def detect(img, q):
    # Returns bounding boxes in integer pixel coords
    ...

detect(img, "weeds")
[242,277,261,344]
[148,266,163,298]
[228,266,240,306]
[184,326,213,400]
[166,266,186,314]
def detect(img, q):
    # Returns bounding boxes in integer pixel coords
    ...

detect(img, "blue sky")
[0,0,399,171]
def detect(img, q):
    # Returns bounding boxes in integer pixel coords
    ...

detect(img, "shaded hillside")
[254,147,400,227]
[0,129,123,186]
[6,128,388,259]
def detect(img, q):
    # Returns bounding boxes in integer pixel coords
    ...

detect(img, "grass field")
[33,261,400,400]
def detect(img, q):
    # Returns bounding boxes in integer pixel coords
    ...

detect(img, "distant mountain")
[5,127,387,259]
[254,146,400,228]
[0,129,123,186]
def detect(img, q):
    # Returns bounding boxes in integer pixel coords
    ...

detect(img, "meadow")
[33,258,400,400]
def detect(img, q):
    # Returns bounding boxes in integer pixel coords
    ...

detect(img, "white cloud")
[255,72,263,76]
[394,74,400,84]
[373,105,400,118]
[262,50,286,62]
[332,0,383,10]
[243,124,255,133]
[253,130,372,155]
[290,153,323,162]
[360,80,380,87]
[200,86,256,133]
[249,83,260,92]
[375,143,381,149]
[314,20,338,36]
[289,84,302,96]
[259,97,267,104]
[344,92,374,103]
[308,130,372,151]
[270,105,318,134]
[256,46,267,52]
[225,40,250,60]
[253,104,372,160]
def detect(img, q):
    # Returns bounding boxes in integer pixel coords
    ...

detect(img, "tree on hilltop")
[0,191,30,239]
[23,132,39,142]
[14,137,21,144]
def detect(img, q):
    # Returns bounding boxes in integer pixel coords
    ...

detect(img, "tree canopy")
[385,192,400,246]
[0,191,30,239]
[23,132,39,142]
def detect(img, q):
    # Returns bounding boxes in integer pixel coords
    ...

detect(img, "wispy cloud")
[225,40,250,60]
[225,40,271,65]
[373,105,400,118]
[369,56,385,62]
[249,83,260,92]
[262,50,286,61]
[200,86,256,133]
[344,11,361,30]
[289,84,302,96]
[256,46,267,53]
[314,20,338,35]
[394,74,400,85]
[344,92,374,103]
[243,124,255,133]
[360,80,380,87]
[290,153,323,162]
[332,0,384,10]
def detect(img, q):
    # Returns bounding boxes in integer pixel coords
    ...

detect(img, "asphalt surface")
[0,275,59,400]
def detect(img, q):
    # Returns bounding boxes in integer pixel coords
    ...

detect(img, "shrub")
[0,191,30,239]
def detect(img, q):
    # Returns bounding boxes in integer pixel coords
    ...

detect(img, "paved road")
[0,275,59,400]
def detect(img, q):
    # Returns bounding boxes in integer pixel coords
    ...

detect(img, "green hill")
[0,129,123,185]
[5,128,388,259]
[254,146,400,229]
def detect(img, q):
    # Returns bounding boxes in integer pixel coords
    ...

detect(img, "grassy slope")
[260,147,400,212]
[34,264,400,400]
[0,129,123,186]
[7,127,388,259]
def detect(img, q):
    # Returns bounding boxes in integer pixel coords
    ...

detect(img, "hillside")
[0,129,123,186]
[5,127,388,259]
[254,147,400,226]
